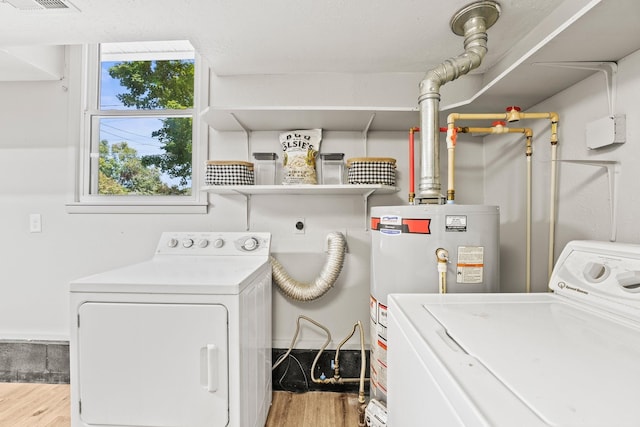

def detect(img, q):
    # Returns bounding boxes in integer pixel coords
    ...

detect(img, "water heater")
[369,204,500,404]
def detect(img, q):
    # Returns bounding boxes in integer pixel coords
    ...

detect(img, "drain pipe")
[417,1,501,203]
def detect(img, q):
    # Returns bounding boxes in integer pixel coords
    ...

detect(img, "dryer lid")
[70,256,269,294]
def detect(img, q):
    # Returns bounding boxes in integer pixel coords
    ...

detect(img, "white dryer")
[387,240,640,426]
[70,231,272,427]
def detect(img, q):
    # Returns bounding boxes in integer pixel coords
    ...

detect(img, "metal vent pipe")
[417,1,500,203]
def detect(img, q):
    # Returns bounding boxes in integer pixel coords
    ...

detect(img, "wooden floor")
[0,383,363,427]
[0,383,70,427]
[266,390,362,427]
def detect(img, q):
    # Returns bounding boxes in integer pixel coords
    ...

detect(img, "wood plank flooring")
[0,383,70,427]
[0,383,363,427]
[266,390,363,427]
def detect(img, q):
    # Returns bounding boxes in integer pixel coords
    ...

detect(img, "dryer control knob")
[243,237,259,251]
[167,238,179,248]
[197,239,209,248]
[182,238,194,248]
[213,238,224,248]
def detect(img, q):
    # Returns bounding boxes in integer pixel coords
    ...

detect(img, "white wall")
[208,131,484,350]
[0,51,487,349]
[207,69,487,349]
[0,53,215,340]
[485,48,640,293]
[15,44,636,347]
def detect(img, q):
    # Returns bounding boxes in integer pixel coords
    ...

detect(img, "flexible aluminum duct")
[270,232,346,301]
[417,1,500,202]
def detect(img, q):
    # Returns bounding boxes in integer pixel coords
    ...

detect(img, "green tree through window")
[98,140,184,195]
[97,45,195,195]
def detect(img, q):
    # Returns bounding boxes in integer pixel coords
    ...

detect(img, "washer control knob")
[197,239,209,248]
[584,261,609,282]
[182,238,194,248]
[213,238,225,248]
[167,238,179,248]
[243,237,259,251]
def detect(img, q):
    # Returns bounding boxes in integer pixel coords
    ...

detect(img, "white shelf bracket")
[363,189,376,230]
[363,113,376,157]
[227,189,251,230]
[229,112,251,134]
[229,112,252,158]
[534,61,617,116]
[245,194,251,231]
[559,160,620,241]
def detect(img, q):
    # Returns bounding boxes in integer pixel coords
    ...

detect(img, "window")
[71,41,207,213]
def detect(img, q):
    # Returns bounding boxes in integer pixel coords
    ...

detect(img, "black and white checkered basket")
[205,161,255,185]
[346,157,396,185]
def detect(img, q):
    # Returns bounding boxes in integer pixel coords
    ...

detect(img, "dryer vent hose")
[270,232,347,302]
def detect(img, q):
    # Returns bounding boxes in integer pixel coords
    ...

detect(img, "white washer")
[388,240,640,426]
[70,231,272,427]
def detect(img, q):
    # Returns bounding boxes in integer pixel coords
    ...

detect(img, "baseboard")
[272,348,369,393]
[0,341,369,394]
[0,340,70,384]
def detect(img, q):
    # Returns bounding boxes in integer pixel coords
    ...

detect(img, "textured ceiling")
[0,0,561,76]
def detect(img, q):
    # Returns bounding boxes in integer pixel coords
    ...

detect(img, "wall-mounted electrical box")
[586,115,626,150]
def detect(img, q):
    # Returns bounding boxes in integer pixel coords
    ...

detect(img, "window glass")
[96,117,192,195]
[93,41,195,196]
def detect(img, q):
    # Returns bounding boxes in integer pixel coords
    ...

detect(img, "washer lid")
[424,293,640,426]
[70,256,269,294]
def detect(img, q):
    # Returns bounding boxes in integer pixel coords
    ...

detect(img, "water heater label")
[457,246,484,284]
[371,216,431,234]
[377,215,402,235]
[446,215,467,232]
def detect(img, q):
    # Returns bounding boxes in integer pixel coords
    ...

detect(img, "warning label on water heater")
[457,246,484,284]
[446,215,467,232]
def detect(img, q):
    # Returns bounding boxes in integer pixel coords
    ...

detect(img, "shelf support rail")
[229,112,252,159]
[363,189,376,230]
[362,113,376,157]
[559,160,620,242]
[229,190,251,231]
[534,61,618,116]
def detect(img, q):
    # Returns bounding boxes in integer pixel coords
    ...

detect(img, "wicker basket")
[205,161,254,185]
[346,157,396,185]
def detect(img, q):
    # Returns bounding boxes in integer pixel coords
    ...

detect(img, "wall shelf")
[202,184,399,196]
[200,106,419,132]
[203,184,400,230]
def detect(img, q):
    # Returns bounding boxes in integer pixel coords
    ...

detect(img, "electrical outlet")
[29,214,42,233]
[294,218,305,234]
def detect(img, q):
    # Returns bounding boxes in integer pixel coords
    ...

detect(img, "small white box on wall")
[586,115,626,150]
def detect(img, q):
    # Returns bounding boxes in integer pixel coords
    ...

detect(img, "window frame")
[67,43,208,214]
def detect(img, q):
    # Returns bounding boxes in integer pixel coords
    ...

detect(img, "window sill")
[65,202,208,214]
